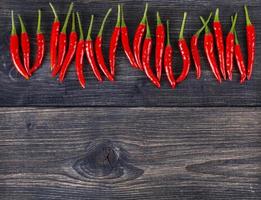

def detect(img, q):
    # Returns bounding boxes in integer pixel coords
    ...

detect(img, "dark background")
[0,0,260,199]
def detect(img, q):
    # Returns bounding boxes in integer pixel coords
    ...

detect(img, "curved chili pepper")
[31,10,45,74]
[121,5,138,69]
[49,3,60,70]
[142,21,160,88]
[155,12,165,81]
[95,8,114,82]
[133,3,148,70]
[18,15,31,76]
[226,13,238,80]
[9,11,29,80]
[176,12,191,84]
[75,12,86,88]
[52,2,74,75]
[164,20,176,89]
[213,8,226,80]
[244,5,256,80]
[200,16,222,83]
[191,13,212,80]
[85,15,103,82]
[109,5,121,77]
[58,13,78,82]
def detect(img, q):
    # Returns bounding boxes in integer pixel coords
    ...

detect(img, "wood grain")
[0,0,260,106]
[0,108,260,199]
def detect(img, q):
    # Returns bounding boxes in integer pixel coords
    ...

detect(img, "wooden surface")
[0,0,260,199]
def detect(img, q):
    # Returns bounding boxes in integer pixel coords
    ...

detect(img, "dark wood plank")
[0,0,260,106]
[0,108,260,199]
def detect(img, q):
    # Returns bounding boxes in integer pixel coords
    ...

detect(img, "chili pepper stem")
[179,12,187,39]
[61,2,74,33]
[116,4,121,27]
[18,15,27,33]
[196,13,212,36]
[146,20,151,38]
[86,15,94,40]
[244,5,252,26]
[76,12,84,40]
[231,16,239,45]
[166,20,170,45]
[49,3,59,22]
[11,11,16,35]
[37,10,42,34]
[98,8,112,37]
[214,8,219,22]
[121,5,126,27]
[141,3,148,24]
[229,13,238,33]
[157,12,162,25]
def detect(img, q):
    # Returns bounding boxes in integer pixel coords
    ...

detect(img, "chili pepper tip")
[86,15,94,40]
[179,12,187,40]
[11,10,16,35]
[214,8,219,22]
[244,5,252,26]
[49,2,59,22]
[141,3,149,24]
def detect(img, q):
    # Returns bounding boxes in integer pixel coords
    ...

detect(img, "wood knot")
[73,140,143,183]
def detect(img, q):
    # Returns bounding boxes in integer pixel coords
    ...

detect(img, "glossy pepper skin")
[10,11,29,80]
[58,13,78,82]
[226,13,238,80]
[164,20,176,89]
[142,21,160,88]
[213,8,226,80]
[133,3,148,70]
[85,15,103,82]
[49,3,60,70]
[155,12,165,81]
[176,12,191,84]
[121,5,138,69]
[191,13,212,80]
[109,5,121,77]
[52,2,74,74]
[95,8,114,82]
[31,10,45,74]
[18,15,31,76]
[244,5,256,80]
[200,16,222,83]
[75,12,86,88]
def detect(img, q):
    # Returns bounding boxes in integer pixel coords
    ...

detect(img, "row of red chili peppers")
[10,3,255,88]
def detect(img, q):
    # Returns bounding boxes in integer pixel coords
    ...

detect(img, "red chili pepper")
[121,5,138,69]
[31,10,45,74]
[226,13,238,81]
[244,5,256,80]
[164,20,176,89]
[191,13,212,80]
[142,21,160,88]
[18,15,31,76]
[176,12,191,84]
[49,3,60,70]
[133,3,148,70]
[213,8,226,80]
[200,16,222,83]
[58,13,78,82]
[75,12,86,88]
[155,12,165,81]
[85,15,103,82]
[95,8,114,82]
[109,5,121,77]
[52,2,74,75]
[9,11,29,80]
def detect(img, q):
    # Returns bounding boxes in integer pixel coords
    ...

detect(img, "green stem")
[71,12,75,32]
[244,5,252,26]
[18,15,27,33]
[146,20,151,38]
[214,8,219,22]
[37,10,42,34]
[76,12,83,40]
[61,2,74,33]
[157,12,162,26]
[121,4,126,27]
[166,20,170,45]
[140,3,148,24]
[11,10,16,35]
[49,3,59,22]
[179,12,187,39]
[98,8,112,37]
[116,4,121,27]
[86,15,94,40]
[229,13,237,33]
[231,16,239,45]
[200,16,210,34]
[196,12,212,36]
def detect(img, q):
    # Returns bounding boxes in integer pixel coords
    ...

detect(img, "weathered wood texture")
[0,0,260,106]
[0,108,260,199]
